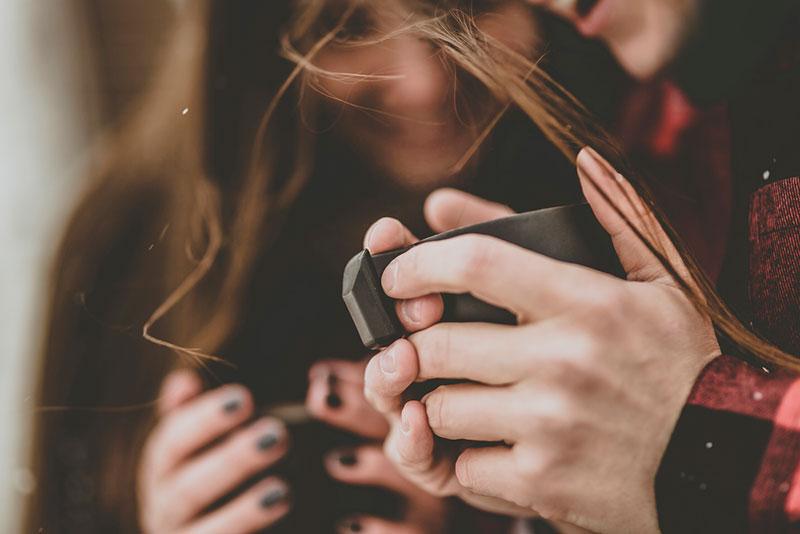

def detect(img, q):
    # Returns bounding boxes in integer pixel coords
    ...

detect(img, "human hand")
[362,148,720,533]
[138,370,290,534]
[306,359,449,534]
[359,189,537,518]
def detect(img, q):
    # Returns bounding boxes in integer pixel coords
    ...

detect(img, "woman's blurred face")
[312,1,538,188]
[531,0,698,79]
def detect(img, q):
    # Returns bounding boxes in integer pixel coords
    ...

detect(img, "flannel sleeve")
[657,176,800,533]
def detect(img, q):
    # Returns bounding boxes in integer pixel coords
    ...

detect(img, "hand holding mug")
[362,148,720,533]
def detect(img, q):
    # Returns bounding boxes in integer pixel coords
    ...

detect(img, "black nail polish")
[326,373,342,408]
[260,487,288,509]
[327,373,339,388]
[222,398,242,414]
[326,392,342,408]
[338,452,357,467]
[258,432,279,451]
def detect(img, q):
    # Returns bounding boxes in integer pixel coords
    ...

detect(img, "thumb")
[424,188,515,233]
[576,147,686,284]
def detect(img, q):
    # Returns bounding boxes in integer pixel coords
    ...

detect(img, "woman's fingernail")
[382,261,398,293]
[338,451,358,467]
[258,432,280,451]
[379,346,397,375]
[400,299,421,323]
[260,486,289,508]
[346,520,363,532]
[326,372,342,408]
[327,373,339,388]
[326,392,343,409]
[338,519,363,533]
[222,394,243,414]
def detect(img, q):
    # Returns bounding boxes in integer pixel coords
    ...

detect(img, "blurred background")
[0,2,734,531]
[0,1,173,530]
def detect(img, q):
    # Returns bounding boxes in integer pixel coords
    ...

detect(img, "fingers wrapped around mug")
[361,149,720,533]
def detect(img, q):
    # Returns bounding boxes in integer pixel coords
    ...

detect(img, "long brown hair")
[25,0,798,531]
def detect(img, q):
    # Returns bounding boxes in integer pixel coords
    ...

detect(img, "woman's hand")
[362,148,721,533]
[138,370,290,534]
[306,359,449,534]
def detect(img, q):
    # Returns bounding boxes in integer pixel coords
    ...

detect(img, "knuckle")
[511,452,572,522]
[578,332,605,363]
[454,236,492,281]
[524,403,583,459]
[551,349,588,380]
[551,345,600,390]
[552,419,586,459]
[411,324,452,377]
[583,285,630,326]
[515,449,547,484]
[423,387,448,432]
[536,412,588,465]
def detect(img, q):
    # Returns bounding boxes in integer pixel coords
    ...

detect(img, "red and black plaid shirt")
[653,27,800,534]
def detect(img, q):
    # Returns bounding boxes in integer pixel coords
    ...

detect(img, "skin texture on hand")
[306,359,448,534]
[138,370,291,534]
[362,150,720,533]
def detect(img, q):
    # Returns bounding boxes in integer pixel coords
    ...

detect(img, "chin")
[365,140,472,190]
[612,37,678,79]
[375,153,461,190]
[610,12,689,80]
[382,162,458,190]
